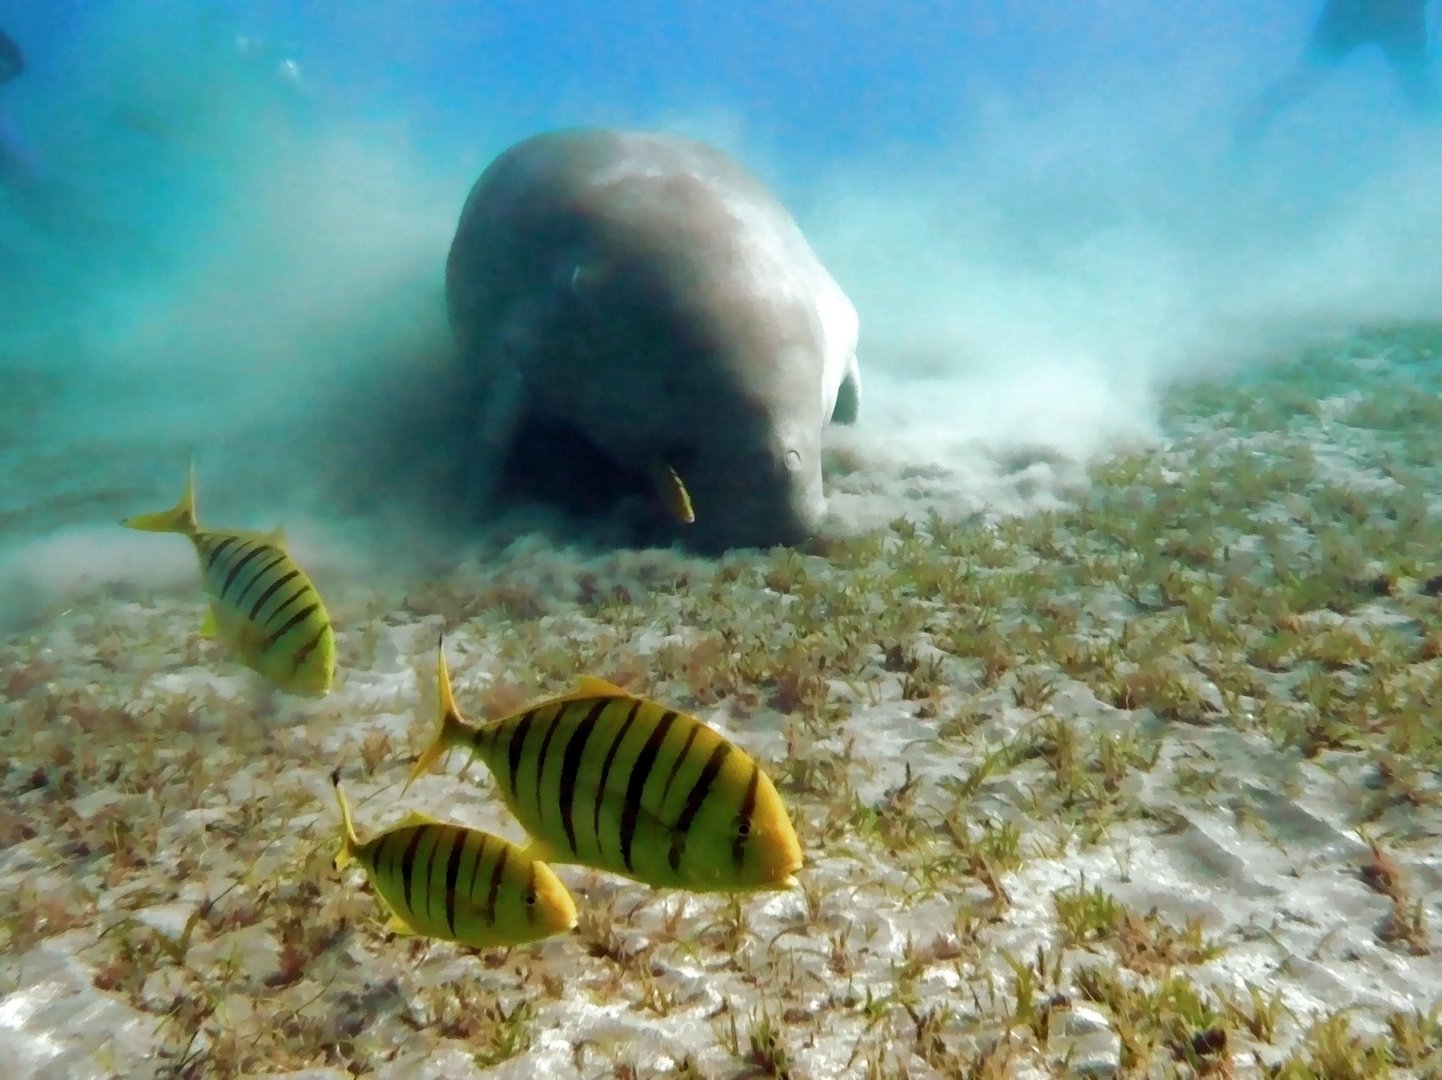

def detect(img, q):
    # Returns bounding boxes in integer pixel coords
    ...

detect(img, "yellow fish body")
[331,771,577,949]
[122,465,335,696]
[408,645,803,893]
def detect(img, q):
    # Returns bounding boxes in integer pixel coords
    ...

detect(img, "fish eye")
[737,820,751,837]
[526,891,537,906]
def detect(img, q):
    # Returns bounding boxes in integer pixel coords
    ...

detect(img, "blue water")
[1,0,1439,549]
[0,2,1418,172]
[11,2,1265,154]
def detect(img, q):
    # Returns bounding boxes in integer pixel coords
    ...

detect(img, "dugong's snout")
[679,430,827,551]
[779,444,828,536]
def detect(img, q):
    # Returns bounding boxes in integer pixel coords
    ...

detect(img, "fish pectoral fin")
[199,609,218,638]
[572,675,631,698]
[582,785,678,845]
[654,462,695,524]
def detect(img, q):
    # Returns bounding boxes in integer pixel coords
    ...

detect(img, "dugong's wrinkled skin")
[444,127,861,551]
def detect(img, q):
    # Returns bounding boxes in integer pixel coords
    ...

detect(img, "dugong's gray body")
[445,128,861,550]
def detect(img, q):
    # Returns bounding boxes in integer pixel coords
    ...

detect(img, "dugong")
[445,128,861,551]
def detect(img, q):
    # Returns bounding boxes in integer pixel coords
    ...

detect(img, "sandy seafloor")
[4,326,1442,1079]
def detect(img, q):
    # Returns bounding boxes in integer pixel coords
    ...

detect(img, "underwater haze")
[2,0,1440,599]
[5,2,1442,1077]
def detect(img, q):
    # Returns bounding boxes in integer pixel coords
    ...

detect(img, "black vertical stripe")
[364,831,389,881]
[264,602,318,649]
[290,624,329,673]
[557,700,609,856]
[398,828,428,922]
[203,535,240,570]
[233,551,287,607]
[732,764,761,869]
[592,700,645,848]
[249,568,299,622]
[668,742,731,873]
[373,829,404,883]
[462,833,489,909]
[484,846,510,923]
[421,828,448,926]
[443,828,467,936]
[507,709,539,799]
[619,710,678,873]
[208,538,257,583]
[659,725,701,804]
[261,584,309,630]
[221,544,271,602]
[532,704,569,826]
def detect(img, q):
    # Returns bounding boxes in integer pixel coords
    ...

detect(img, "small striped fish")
[121,465,335,696]
[406,643,803,893]
[331,770,577,949]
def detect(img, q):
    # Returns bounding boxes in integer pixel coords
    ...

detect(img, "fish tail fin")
[330,768,361,871]
[123,462,199,536]
[404,636,466,794]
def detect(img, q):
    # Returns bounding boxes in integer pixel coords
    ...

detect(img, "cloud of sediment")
[3,0,1439,559]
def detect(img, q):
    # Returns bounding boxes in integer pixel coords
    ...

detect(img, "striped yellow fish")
[122,465,335,696]
[406,644,803,893]
[331,770,577,949]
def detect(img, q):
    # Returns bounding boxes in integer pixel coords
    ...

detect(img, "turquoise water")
[1,2,1438,557]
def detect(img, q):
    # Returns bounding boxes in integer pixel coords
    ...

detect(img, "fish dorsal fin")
[487,676,633,721]
[221,526,285,546]
[573,675,631,698]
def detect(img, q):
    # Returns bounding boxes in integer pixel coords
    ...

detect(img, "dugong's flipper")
[831,353,862,425]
